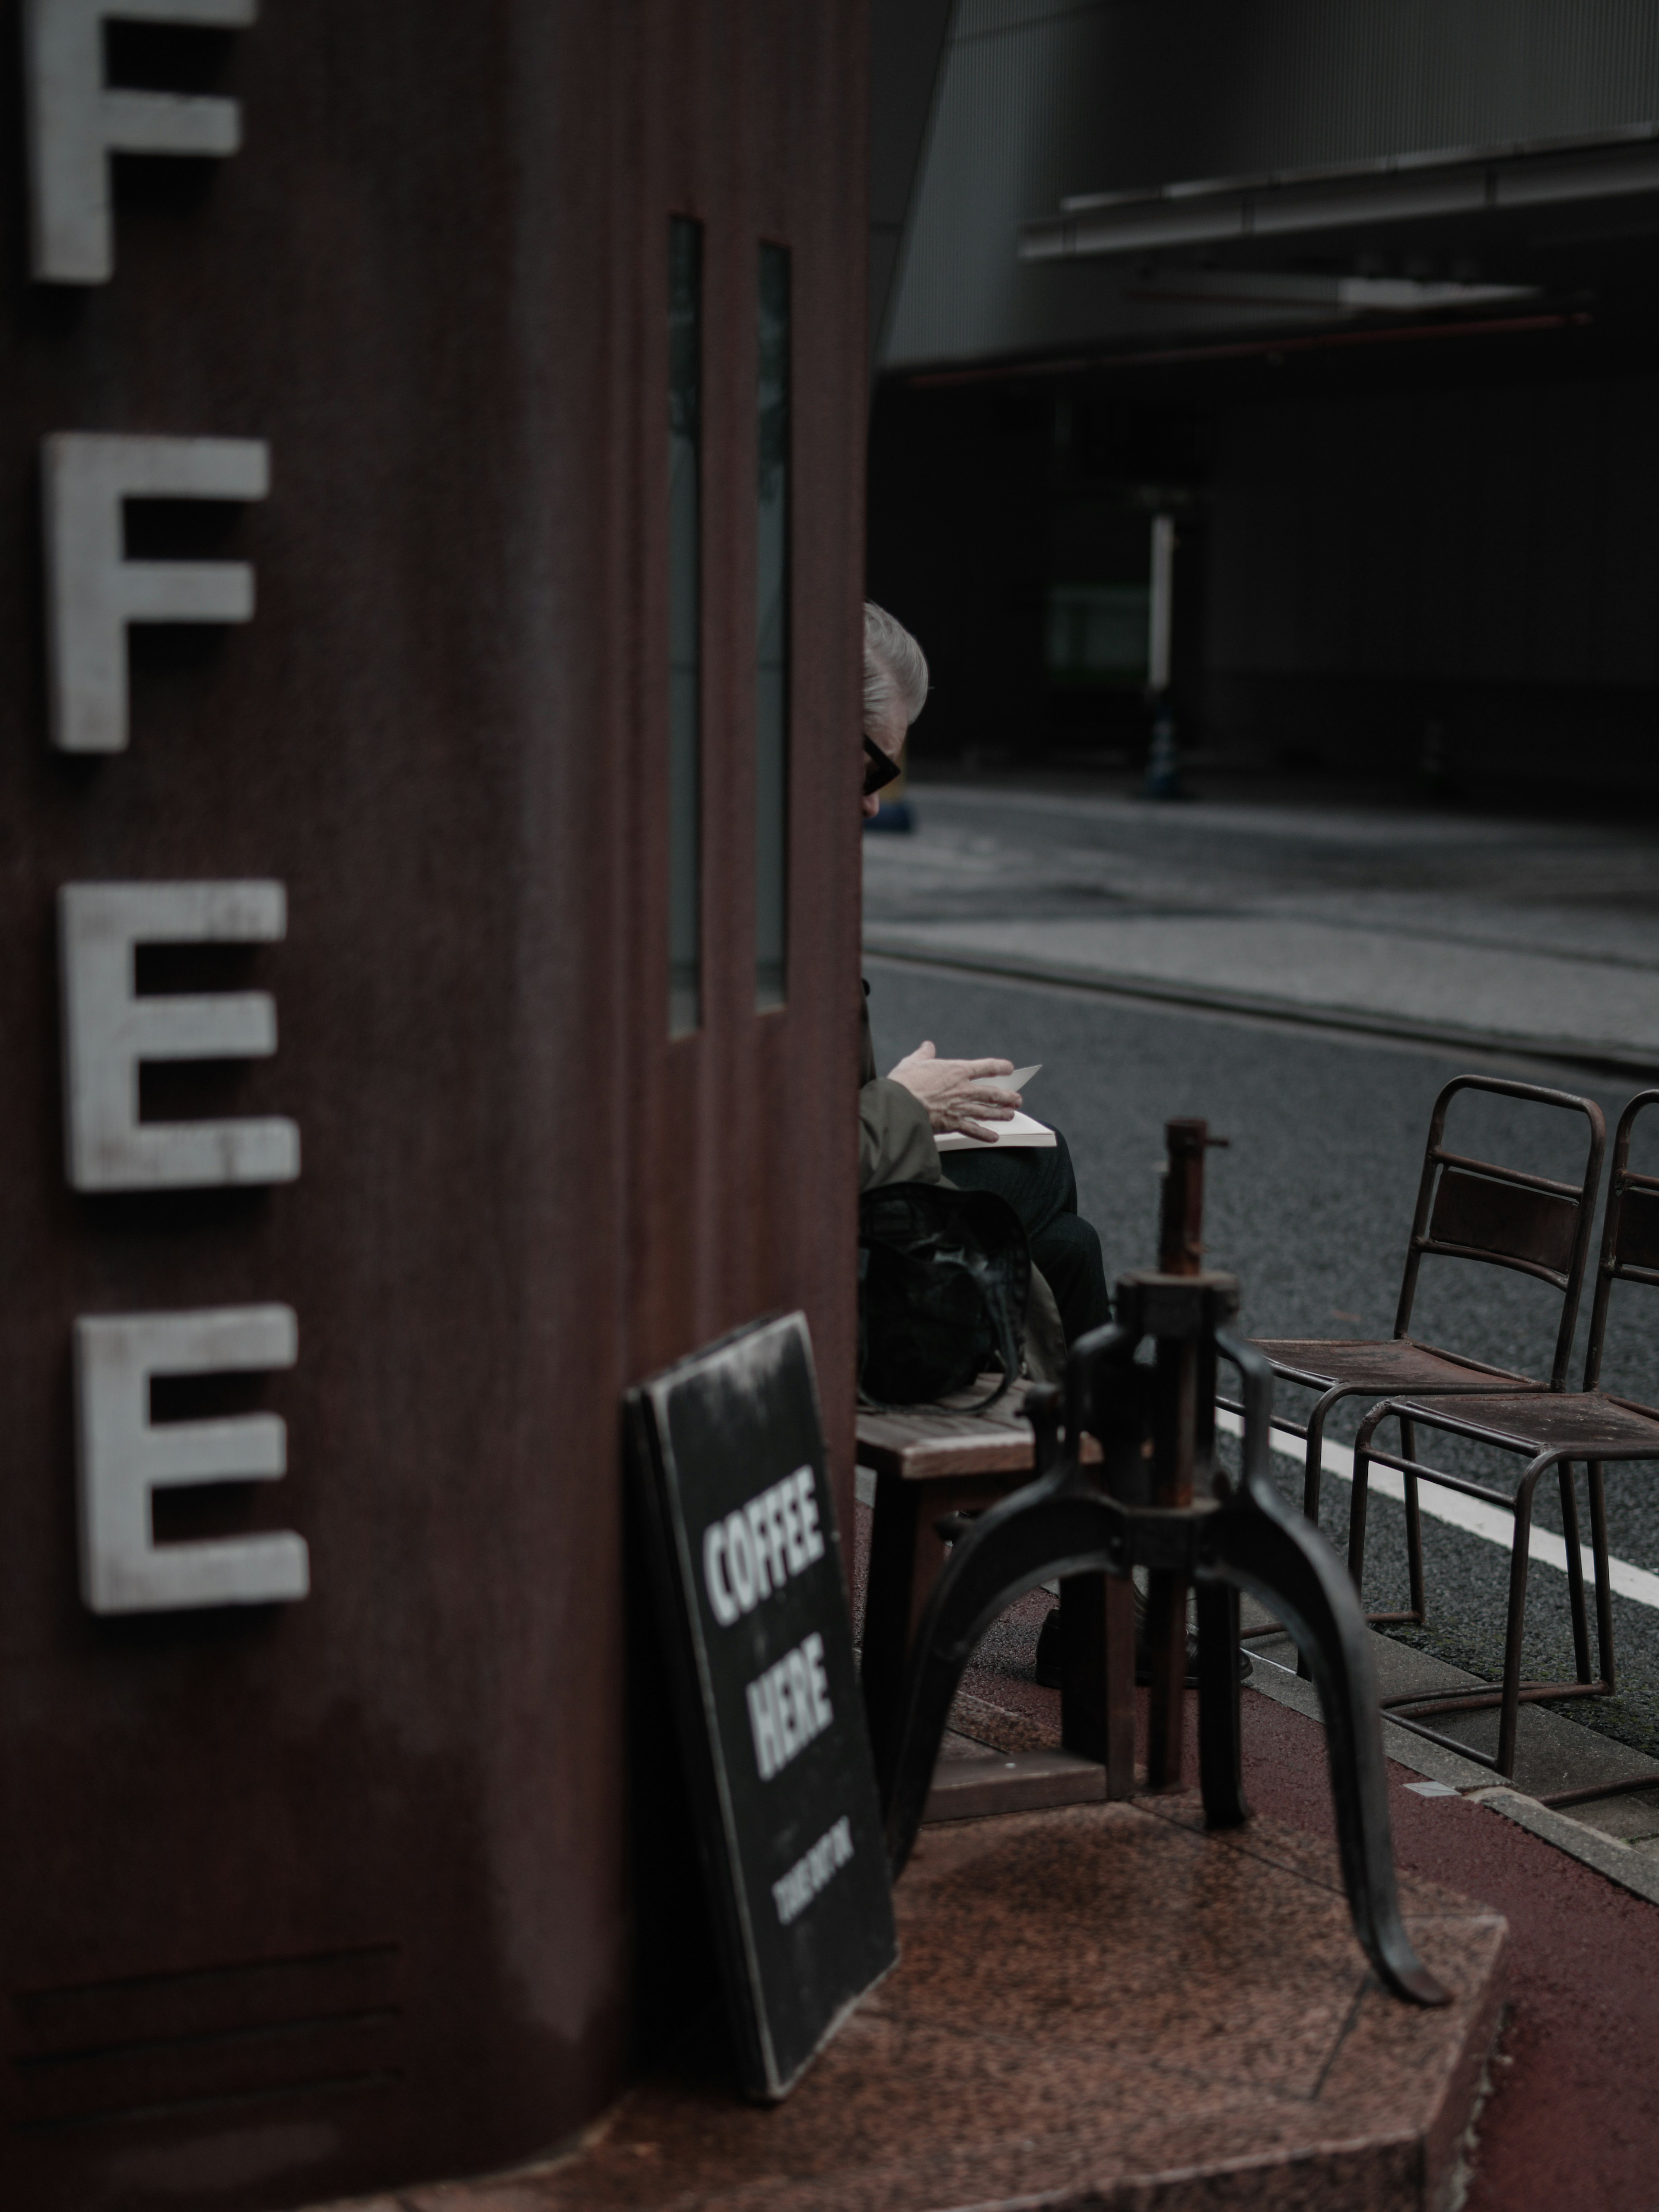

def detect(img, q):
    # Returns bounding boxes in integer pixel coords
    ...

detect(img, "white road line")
[1213,1408,1659,1614]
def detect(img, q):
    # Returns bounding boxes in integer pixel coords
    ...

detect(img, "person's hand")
[886,1041,1021,1142]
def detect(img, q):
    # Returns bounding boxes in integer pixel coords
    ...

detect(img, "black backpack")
[857,1182,1031,1411]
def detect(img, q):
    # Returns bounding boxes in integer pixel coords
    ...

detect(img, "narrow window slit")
[755,242,791,1011]
[668,216,703,1037]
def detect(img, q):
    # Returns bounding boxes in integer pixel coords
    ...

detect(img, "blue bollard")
[1144,708,1183,800]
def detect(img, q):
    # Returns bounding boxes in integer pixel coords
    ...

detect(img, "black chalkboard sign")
[627,1312,897,2100]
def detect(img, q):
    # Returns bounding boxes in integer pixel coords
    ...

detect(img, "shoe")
[1033,1605,1252,1689]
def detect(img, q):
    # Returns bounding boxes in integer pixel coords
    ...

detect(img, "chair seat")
[1251,1336,1540,1397]
[1387,1387,1659,1459]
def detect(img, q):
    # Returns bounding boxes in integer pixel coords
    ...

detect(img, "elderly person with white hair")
[858,602,1110,1373]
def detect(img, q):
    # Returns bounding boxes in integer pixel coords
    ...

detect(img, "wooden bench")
[857,1379,1130,1815]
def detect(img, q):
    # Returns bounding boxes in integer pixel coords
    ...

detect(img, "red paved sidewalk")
[1243,1691,1659,2212]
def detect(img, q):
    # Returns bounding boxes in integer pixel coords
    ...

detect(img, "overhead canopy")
[1021,123,1659,262]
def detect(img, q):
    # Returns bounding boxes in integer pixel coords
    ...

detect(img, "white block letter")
[44,432,267,753]
[75,1304,305,1613]
[60,880,299,1190]
[25,0,259,283]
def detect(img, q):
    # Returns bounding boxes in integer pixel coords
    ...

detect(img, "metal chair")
[1345,1088,1659,1785]
[1235,1075,1606,1625]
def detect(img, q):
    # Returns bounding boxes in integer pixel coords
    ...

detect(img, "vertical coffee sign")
[629,1313,896,2100]
[20,0,307,1621]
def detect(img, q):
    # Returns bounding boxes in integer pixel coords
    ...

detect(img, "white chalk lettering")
[703,1520,737,1627]
[745,1493,774,1600]
[772,1815,854,1926]
[779,1472,804,1572]
[795,1464,822,1560]
[700,1464,826,1625]
[746,1671,782,1779]
[726,1507,757,1611]
[745,1630,833,1780]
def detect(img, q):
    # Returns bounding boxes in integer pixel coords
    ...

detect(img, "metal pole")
[1144,513,1180,798]
[1148,512,1174,693]
[1145,1120,1204,1787]
[1146,1119,1227,1789]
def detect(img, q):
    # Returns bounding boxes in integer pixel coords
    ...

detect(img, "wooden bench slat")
[856,1376,1100,1482]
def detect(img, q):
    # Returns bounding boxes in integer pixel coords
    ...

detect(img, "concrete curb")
[1246,1646,1494,1788]
[1468,1788,1659,1910]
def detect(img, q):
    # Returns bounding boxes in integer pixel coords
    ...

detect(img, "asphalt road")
[864,778,1659,1068]
[864,949,1659,1762]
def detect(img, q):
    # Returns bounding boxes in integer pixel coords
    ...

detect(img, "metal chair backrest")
[1583,1088,1659,1392]
[1394,1076,1606,1390]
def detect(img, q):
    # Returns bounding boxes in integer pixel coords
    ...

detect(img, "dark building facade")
[871,0,1659,799]
[0,5,870,2208]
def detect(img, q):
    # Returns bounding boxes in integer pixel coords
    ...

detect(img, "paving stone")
[359,1801,1500,2212]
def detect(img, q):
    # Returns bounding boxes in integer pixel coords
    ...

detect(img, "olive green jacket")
[858,987,941,1191]
[858,986,1064,1381]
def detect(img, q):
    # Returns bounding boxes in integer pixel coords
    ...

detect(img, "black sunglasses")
[863,733,903,797]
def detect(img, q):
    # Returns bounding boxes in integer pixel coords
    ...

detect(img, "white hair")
[863,601,929,734]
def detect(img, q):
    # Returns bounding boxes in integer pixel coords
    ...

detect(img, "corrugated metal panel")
[885,0,1659,365]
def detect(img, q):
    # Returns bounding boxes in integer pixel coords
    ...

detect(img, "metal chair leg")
[1348,1405,1385,1595]
[1060,1567,1136,1796]
[1401,1415,1425,1624]
[1496,1459,1548,1780]
[1294,1389,1345,1680]
[1588,1460,1617,1691]
[1558,1462,1592,1683]
[1196,1578,1248,1829]
[1348,1405,1437,1634]
[1304,1388,1339,1523]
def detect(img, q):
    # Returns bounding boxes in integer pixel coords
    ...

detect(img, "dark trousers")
[946,1126,1111,1346]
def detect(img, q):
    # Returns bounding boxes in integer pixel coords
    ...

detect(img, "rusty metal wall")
[0,4,868,2208]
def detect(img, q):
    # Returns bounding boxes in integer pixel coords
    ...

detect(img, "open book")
[937,1065,1053,1150]
[937,1109,1056,1153]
